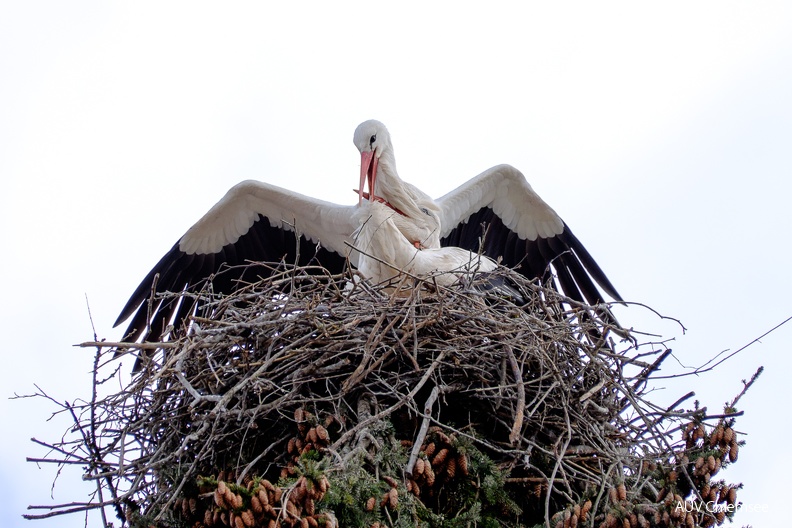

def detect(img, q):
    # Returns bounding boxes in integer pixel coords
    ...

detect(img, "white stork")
[114,120,622,348]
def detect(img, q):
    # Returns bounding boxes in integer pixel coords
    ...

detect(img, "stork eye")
[369,134,377,146]
[421,207,430,215]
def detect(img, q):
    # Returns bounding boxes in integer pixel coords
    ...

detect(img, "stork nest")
[27,263,757,528]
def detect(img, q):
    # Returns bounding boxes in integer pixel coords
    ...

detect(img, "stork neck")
[375,148,398,181]
[372,150,426,220]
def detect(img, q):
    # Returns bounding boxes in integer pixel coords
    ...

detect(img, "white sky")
[2,2,791,527]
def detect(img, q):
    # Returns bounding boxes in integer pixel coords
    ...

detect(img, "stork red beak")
[358,150,378,205]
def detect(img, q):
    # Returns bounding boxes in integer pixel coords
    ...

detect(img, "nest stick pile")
[27,264,755,528]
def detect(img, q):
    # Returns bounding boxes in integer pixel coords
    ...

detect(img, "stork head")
[353,120,392,205]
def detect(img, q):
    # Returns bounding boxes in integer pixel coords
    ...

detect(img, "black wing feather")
[558,229,621,302]
[115,214,348,347]
[440,206,622,304]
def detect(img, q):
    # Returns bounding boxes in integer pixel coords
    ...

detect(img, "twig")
[406,386,440,475]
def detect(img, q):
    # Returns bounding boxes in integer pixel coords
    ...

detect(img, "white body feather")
[351,201,496,286]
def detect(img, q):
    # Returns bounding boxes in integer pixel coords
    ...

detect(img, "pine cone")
[424,463,436,486]
[696,424,706,442]
[445,456,457,479]
[382,475,398,488]
[318,476,330,497]
[711,424,724,447]
[608,487,618,503]
[432,448,448,467]
[727,487,737,505]
[414,457,425,476]
[435,430,452,445]
[388,487,398,509]
[729,443,739,462]
[214,488,227,510]
[315,425,330,443]
[580,500,592,522]
[722,427,734,444]
[702,483,711,499]
[457,453,469,476]
[251,495,263,515]
[617,483,627,501]
[240,510,256,528]
[258,488,269,507]
[306,427,318,444]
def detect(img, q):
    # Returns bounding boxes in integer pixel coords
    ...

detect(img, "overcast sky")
[2,2,791,527]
